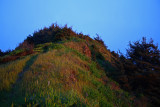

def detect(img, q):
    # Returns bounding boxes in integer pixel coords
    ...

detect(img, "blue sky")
[0,0,160,53]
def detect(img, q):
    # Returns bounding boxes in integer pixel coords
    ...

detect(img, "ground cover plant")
[0,24,159,106]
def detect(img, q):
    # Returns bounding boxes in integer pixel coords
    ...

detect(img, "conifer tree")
[127,37,160,72]
[125,37,160,105]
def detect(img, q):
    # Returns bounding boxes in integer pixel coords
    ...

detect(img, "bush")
[94,34,105,46]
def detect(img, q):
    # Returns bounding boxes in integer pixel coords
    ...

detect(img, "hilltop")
[0,24,160,106]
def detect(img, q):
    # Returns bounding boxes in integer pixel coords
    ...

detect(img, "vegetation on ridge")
[0,24,160,106]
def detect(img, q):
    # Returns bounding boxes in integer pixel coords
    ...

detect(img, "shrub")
[94,34,106,46]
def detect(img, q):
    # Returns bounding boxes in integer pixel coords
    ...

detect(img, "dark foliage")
[0,50,33,64]
[94,34,107,48]
[1,23,160,106]
[23,24,76,47]
[125,37,160,105]
[0,49,12,57]
[127,37,160,71]
[0,49,3,56]
[16,40,34,51]
[109,37,160,106]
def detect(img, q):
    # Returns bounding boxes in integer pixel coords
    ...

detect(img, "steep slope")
[0,25,134,106]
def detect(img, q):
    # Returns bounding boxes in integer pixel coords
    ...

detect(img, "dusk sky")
[0,0,160,53]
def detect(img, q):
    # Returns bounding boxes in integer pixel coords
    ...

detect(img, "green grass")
[34,42,64,53]
[0,55,32,91]
[9,49,24,55]
[0,41,133,107]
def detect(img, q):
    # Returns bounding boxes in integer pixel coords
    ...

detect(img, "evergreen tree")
[127,37,160,72]
[125,37,160,106]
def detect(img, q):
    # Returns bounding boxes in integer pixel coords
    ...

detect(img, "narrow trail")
[17,54,38,82]
[11,54,38,89]
[1,54,39,106]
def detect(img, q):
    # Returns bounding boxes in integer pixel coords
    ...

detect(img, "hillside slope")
[0,24,134,106]
[1,24,159,106]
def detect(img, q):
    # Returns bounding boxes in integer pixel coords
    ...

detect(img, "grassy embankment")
[0,37,133,106]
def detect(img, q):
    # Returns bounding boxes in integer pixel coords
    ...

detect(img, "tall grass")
[0,41,133,106]
[12,47,132,106]
[0,56,31,90]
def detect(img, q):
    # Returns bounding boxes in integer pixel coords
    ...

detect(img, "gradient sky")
[0,0,160,53]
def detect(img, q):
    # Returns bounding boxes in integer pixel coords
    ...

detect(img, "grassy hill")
[0,24,159,106]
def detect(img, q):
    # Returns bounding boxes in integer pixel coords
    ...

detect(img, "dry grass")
[15,47,132,106]
[0,41,133,106]
[0,56,31,90]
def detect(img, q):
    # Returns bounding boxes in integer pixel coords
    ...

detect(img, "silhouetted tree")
[124,37,160,106]
[127,37,160,72]
[108,37,160,106]
[0,49,3,56]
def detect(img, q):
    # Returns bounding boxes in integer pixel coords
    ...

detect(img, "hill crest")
[0,24,160,106]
